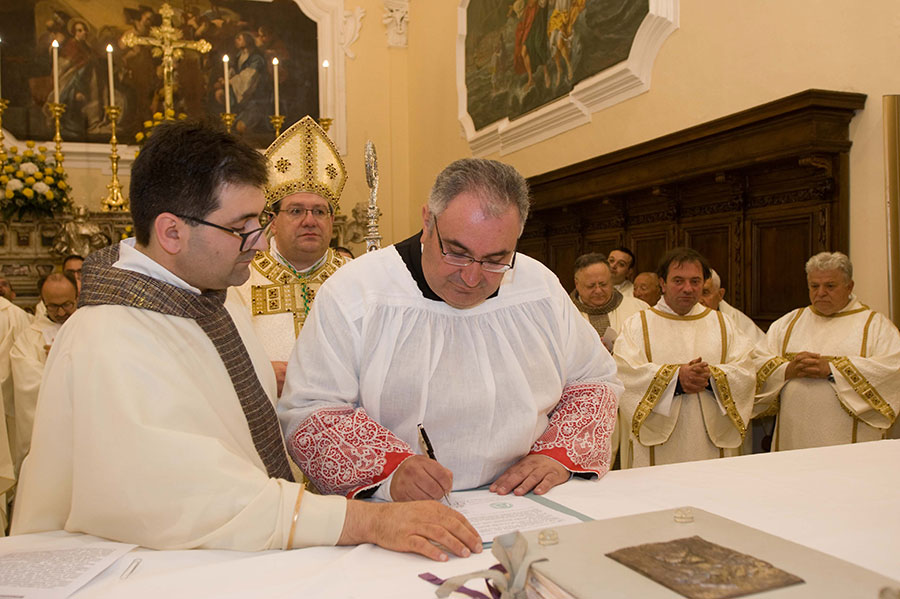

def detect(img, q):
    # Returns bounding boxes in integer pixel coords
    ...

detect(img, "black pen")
[416,423,452,506]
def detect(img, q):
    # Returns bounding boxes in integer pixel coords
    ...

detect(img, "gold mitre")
[264,116,346,212]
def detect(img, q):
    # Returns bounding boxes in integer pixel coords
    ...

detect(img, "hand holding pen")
[387,424,454,503]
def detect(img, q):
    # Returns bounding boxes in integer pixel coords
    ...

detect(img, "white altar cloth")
[4,440,898,598]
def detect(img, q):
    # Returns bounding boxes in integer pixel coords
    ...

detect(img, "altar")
[2,441,896,598]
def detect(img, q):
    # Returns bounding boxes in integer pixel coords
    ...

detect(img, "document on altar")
[449,489,590,543]
[0,536,136,599]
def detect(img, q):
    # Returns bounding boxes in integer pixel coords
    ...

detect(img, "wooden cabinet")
[523,90,865,329]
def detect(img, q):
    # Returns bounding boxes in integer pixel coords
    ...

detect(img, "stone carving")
[383,0,409,48]
[343,6,366,58]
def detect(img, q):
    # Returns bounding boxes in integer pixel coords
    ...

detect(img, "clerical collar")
[270,238,328,278]
[394,231,500,304]
[571,289,623,315]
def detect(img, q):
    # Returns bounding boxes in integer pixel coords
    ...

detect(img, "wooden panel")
[682,216,742,307]
[748,211,817,323]
[582,229,623,258]
[548,233,581,291]
[628,225,673,275]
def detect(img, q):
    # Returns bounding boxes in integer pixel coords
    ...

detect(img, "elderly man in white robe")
[9,272,78,475]
[229,117,349,397]
[12,121,481,563]
[614,248,756,468]
[756,251,900,450]
[279,158,622,502]
[569,252,647,467]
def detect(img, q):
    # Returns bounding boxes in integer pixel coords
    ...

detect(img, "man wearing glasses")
[230,116,350,397]
[10,272,78,477]
[13,121,481,562]
[279,158,623,502]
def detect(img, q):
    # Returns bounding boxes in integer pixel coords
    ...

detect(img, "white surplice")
[614,300,756,468]
[9,315,60,474]
[755,297,900,450]
[278,245,623,497]
[12,240,346,551]
[719,300,765,346]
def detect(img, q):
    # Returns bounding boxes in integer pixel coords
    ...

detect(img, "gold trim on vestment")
[829,355,896,423]
[861,311,876,357]
[648,306,712,321]
[640,310,651,362]
[287,482,307,550]
[715,310,727,364]
[631,363,679,440]
[249,249,347,337]
[781,308,805,356]
[710,365,747,439]
[809,303,870,318]
[756,356,788,394]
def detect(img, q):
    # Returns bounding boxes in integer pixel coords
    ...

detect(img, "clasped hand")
[785,351,831,379]
[678,357,710,393]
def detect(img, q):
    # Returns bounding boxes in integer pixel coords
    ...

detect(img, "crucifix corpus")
[121,3,212,116]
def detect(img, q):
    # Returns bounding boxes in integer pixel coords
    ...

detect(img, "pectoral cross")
[120,3,211,116]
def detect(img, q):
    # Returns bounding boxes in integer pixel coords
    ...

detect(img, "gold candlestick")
[220,112,236,133]
[0,99,8,162]
[101,105,127,212]
[269,114,285,138]
[318,117,333,134]
[48,102,66,167]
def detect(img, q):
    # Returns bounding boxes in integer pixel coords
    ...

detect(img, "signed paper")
[449,489,587,543]
[0,537,136,599]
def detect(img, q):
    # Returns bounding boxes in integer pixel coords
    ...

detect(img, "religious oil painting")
[465,0,649,131]
[0,0,320,149]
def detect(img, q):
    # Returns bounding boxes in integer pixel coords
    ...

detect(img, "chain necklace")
[271,247,327,316]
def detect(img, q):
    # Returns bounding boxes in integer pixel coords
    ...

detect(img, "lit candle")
[51,39,59,104]
[106,44,115,106]
[222,54,230,113]
[272,57,279,117]
[321,59,329,116]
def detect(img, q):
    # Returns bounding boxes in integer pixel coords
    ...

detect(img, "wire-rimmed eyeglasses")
[433,218,516,274]
[174,209,275,252]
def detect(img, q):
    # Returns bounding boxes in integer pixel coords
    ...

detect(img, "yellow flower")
[55,166,64,174]
[44,191,54,200]
[2,166,12,173]
[0,176,7,185]
[23,150,34,157]
[58,181,67,190]
[24,177,35,186]
[164,108,175,118]
[8,146,17,154]
[143,120,153,129]
[178,113,188,120]
[37,154,46,161]
[14,170,23,178]
[44,176,55,185]
[135,131,145,142]
[44,167,53,176]
[152,112,163,121]
[22,188,34,199]
[13,156,21,163]
[38,146,47,152]
[4,190,12,199]
[25,140,35,148]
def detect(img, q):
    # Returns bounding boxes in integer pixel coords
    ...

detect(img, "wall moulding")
[457,0,679,157]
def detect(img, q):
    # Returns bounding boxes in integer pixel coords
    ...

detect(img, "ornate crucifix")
[120,3,212,116]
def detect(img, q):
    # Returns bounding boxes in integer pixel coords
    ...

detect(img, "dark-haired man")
[280,158,622,501]
[10,273,78,474]
[13,121,480,562]
[614,248,755,467]
[608,247,636,298]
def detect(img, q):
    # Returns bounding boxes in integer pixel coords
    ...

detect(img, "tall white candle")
[106,44,115,106]
[321,59,329,116]
[51,39,59,104]
[272,57,279,117]
[222,54,230,113]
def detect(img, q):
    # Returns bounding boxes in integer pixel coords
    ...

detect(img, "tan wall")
[403,0,900,314]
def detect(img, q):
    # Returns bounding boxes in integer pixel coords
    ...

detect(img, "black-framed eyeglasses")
[174,210,275,252]
[46,301,75,312]
[433,218,516,274]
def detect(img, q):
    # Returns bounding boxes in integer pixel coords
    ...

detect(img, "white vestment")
[0,298,29,533]
[12,240,346,551]
[9,315,60,474]
[229,240,348,363]
[719,300,765,346]
[614,280,634,298]
[279,243,623,497]
[614,300,756,468]
[755,298,900,450]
